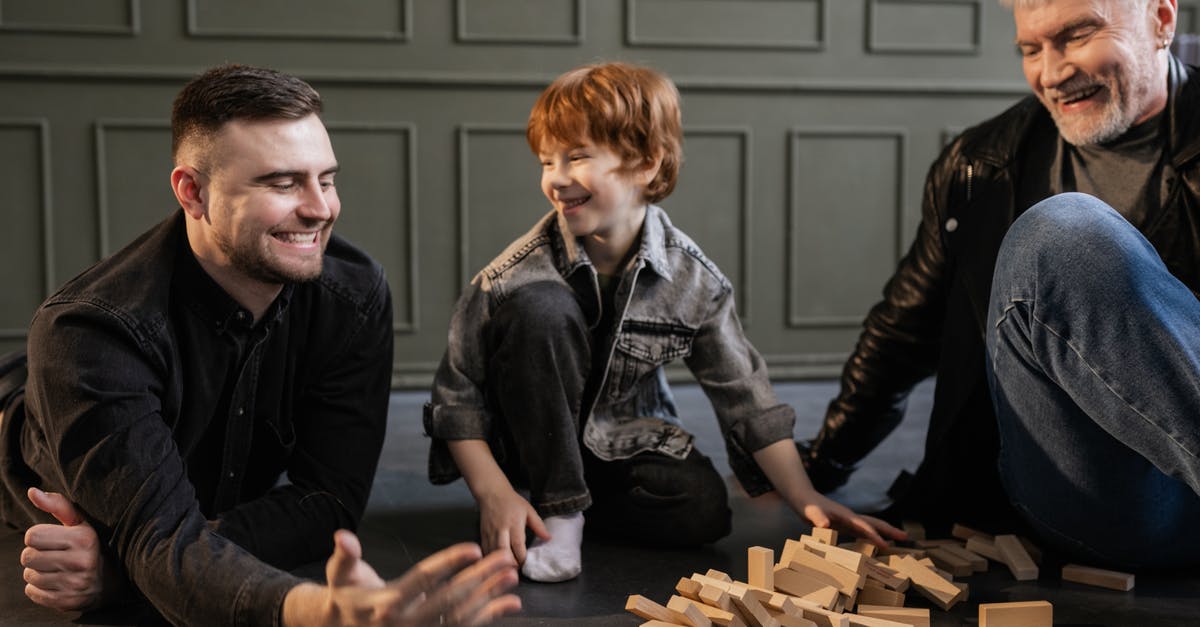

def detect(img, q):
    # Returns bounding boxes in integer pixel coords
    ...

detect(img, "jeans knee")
[490,282,588,349]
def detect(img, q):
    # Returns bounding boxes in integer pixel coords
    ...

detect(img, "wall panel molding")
[786,127,906,329]
[455,0,583,44]
[626,0,826,50]
[186,0,411,41]
[456,124,526,288]
[867,0,981,55]
[0,118,52,341]
[0,0,139,35]
[0,65,1031,96]
[94,118,166,259]
[325,121,420,334]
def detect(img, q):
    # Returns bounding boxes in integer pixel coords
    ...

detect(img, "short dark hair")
[171,64,323,162]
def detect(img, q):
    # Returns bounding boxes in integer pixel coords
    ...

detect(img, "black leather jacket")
[808,58,1200,531]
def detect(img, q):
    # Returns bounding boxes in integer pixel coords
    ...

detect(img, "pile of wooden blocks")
[624,523,1134,627]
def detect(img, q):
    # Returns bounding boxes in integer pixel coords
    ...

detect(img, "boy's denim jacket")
[424,205,796,496]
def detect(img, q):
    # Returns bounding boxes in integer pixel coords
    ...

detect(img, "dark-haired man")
[804,0,1200,568]
[0,65,519,626]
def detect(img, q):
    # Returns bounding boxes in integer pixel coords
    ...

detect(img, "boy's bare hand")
[477,488,550,565]
[798,492,907,548]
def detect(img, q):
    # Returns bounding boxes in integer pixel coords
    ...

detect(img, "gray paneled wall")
[2,1,1194,387]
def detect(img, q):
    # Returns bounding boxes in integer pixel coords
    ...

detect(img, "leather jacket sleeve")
[804,143,964,491]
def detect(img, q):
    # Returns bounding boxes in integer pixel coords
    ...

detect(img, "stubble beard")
[215,226,326,286]
[1049,57,1158,147]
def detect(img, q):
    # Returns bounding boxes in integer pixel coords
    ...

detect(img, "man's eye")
[271,183,296,191]
[1017,45,1038,58]
[320,180,335,190]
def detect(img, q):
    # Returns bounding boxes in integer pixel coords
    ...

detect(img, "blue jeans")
[986,193,1200,569]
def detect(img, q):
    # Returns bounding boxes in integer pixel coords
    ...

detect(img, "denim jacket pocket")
[610,320,696,400]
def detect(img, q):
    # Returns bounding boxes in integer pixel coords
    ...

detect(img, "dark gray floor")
[3,380,1198,625]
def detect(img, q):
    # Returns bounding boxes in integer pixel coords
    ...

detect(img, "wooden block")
[844,615,915,627]
[801,536,866,573]
[729,587,780,627]
[640,621,686,627]
[773,566,840,608]
[935,543,988,572]
[855,584,905,607]
[790,599,850,627]
[994,535,1038,581]
[912,539,960,549]
[863,557,910,592]
[763,609,819,627]
[699,585,753,627]
[901,521,925,541]
[964,536,1004,563]
[1017,536,1043,565]
[925,547,973,577]
[810,527,838,545]
[749,547,775,590]
[786,549,866,595]
[875,546,926,559]
[669,595,722,627]
[854,606,930,627]
[678,577,705,601]
[951,581,968,601]
[950,523,992,543]
[627,595,693,625]
[978,600,1052,627]
[708,569,735,583]
[780,539,804,567]
[1061,563,1135,591]
[887,555,963,611]
[838,540,878,558]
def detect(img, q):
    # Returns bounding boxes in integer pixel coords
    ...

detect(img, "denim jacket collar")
[548,204,675,283]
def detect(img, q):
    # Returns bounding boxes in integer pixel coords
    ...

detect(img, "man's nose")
[1040,47,1074,90]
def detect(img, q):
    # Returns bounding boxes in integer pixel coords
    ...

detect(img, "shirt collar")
[176,243,293,336]
[547,204,674,282]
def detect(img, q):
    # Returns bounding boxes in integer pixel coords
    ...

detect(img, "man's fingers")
[388,543,486,604]
[865,515,908,542]
[26,488,84,527]
[419,550,519,626]
[24,583,94,612]
[325,529,363,587]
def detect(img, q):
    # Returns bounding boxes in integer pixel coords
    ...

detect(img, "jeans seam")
[1028,306,1200,462]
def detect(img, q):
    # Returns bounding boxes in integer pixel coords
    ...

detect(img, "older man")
[804,0,1200,568]
[0,65,519,625]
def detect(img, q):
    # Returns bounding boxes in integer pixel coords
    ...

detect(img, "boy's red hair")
[527,62,682,203]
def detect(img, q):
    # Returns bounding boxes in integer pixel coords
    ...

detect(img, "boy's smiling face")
[538,138,652,242]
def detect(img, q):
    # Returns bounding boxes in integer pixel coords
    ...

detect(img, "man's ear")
[1152,0,1177,45]
[171,165,207,221]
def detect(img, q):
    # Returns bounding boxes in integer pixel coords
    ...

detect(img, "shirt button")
[236,311,248,321]
[228,471,235,478]
[236,407,244,416]
[945,218,959,232]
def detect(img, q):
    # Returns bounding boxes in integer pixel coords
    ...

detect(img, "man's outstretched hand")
[22,487,125,611]
[283,530,521,626]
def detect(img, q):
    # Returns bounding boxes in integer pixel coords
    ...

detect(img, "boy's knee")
[491,282,588,343]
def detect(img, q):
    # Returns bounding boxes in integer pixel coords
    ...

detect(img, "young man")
[0,65,519,626]
[804,0,1200,568]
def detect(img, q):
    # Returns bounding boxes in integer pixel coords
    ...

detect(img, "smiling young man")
[0,65,519,626]
[803,0,1200,568]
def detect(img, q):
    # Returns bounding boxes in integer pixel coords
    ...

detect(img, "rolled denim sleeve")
[425,275,497,482]
[685,288,796,496]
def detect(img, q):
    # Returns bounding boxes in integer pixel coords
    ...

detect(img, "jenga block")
[728,587,780,627]
[786,549,866,595]
[950,523,992,543]
[640,621,686,627]
[773,566,840,608]
[801,537,866,573]
[887,556,963,611]
[925,547,973,577]
[994,535,1038,581]
[699,585,752,627]
[855,584,904,607]
[790,599,850,627]
[678,577,705,601]
[810,527,838,545]
[780,539,804,567]
[862,558,910,592]
[951,581,968,601]
[855,606,930,627]
[875,546,926,559]
[1061,563,1135,591]
[669,595,722,627]
[935,543,988,572]
[978,600,1052,627]
[708,569,735,583]
[838,540,878,558]
[909,556,952,582]
[844,615,915,627]
[1017,536,1043,565]
[763,609,818,627]
[627,595,693,625]
[900,521,925,541]
[749,547,775,590]
[964,536,1004,563]
[912,539,959,549]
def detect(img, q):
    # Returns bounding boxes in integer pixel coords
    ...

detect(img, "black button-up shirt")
[4,211,393,626]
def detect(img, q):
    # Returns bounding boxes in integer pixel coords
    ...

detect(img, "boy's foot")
[521,511,584,582]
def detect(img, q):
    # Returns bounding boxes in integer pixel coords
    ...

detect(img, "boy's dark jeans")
[484,281,731,546]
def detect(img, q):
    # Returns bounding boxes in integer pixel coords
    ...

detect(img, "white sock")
[521,512,584,582]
